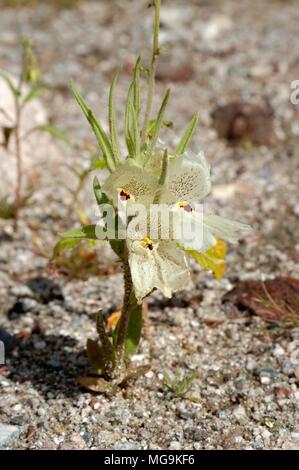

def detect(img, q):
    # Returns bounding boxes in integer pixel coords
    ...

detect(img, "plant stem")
[141,0,161,143]
[13,96,22,232]
[116,253,134,359]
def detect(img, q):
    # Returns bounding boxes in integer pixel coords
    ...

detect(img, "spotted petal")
[161,151,211,204]
[102,160,158,207]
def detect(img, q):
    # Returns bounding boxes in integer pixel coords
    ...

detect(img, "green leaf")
[125,81,135,156]
[109,239,126,260]
[53,224,99,258]
[96,312,115,360]
[70,80,116,172]
[187,239,227,280]
[0,70,20,97]
[86,313,115,376]
[130,99,141,160]
[39,124,72,147]
[113,297,143,358]
[86,312,116,376]
[133,57,141,123]
[147,88,170,157]
[93,176,109,205]
[90,158,106,171]
[125,302,143,357]
[108,69,122,162]
[175,112,199,156]
[86,339,104,375]
[153,149,168,204]
[132,57,142,163]
[22,85,46,105]
[53,237,82,258]
[60,224,98,240]
[147,119,173,139]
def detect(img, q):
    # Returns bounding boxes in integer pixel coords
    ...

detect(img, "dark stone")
[26,277,64,304]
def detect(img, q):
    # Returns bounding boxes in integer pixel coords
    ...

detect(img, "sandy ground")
[0,0,299,450]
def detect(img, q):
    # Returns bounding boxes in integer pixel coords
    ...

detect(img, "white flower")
[102,159,158,207]
[159,152,252,253]
[161,151,211,204]
[102,151,252,300]
[127,238,190,301]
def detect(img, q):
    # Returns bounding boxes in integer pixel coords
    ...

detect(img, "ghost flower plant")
[56,0,251,392]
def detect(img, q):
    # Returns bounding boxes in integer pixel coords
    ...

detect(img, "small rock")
[46,357,61,369]
[272,345,285,358]
[193,428,208,441]
[169,441,181,450]
[260,374,271,385]
[0,423,22,449]
[113,440,141,450]
[246,358,257,371]
[0,328,17,359]
[59,433,86,450]
[233,405,248,424]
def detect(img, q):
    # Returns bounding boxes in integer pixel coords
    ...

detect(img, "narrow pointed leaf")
[125,81,135,156]
[0,71,20,97]
[130,100,141,160]
[124,303,143,357]
[93,176,109,205]
[53,224,98,259]
[133,57,141,124]
[147,88,170,156]
[175,112,199,156]
[70,81,116,172]
[154,149,168,203]
[22,85,46,105]
[59,224,98,240]
[39,124,72,147]
[108,69,122,162]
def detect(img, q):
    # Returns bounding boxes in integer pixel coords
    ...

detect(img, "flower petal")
[204,214,252,243]
[128,239,190,301]
[102,160,158,206]
[161,151,211,203]
[170,205,216,252]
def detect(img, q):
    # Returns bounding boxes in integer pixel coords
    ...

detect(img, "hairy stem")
[116,253,134,359]
[141,0,161,143]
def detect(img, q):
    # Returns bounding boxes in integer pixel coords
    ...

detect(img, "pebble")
[0,423,22,449]
[113,440,141,450]
[233,405,248,424]
[169,441,181,450]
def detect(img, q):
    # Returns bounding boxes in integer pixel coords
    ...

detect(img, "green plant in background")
[163,370,199,400]
[0,37,44,228]
[55,0,251,391]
